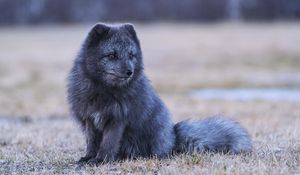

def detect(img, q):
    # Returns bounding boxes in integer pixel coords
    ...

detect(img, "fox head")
[79,23,143,87]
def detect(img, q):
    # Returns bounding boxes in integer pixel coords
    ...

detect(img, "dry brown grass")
[0,22,300,174]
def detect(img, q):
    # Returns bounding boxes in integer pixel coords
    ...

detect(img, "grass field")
[0,22,300,174]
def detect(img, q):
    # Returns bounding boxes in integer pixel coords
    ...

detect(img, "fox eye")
[129,52,135,60]
[107,53,117,60]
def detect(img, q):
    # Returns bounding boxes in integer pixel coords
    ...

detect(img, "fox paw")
[87,158,102,166]
[77,156,93,164]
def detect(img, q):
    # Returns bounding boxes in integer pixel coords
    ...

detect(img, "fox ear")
[123,23,140,45]
[92,23,110,36]
[123,23,135,32]
[84,23,110,48]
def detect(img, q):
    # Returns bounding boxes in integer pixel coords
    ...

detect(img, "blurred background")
[0,0,299,118]
[1,0,300,24]
[0,1,300,174]
[0,0,299,117]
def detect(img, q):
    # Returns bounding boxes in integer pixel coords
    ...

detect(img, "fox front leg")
[87,121,125,166]
[77,119,102,164]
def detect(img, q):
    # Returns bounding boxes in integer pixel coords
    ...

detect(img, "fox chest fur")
[82,90,133,128]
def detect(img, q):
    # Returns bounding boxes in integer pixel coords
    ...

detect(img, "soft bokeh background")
[0,1,300,174]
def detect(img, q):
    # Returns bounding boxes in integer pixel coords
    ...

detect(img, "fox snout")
[103,59,135,81]
[120,68,134,79]
[106,68,134,80]
[126,69,133,77]
[120,62,134,78]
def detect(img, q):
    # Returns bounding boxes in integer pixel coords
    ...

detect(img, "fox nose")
[126,70,133,77]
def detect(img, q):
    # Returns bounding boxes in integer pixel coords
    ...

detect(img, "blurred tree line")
[0,0,299,25]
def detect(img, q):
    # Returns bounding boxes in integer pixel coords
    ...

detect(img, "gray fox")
[67,23,252,165]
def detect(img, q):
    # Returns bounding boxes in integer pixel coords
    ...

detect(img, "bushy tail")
[174,117,252,154]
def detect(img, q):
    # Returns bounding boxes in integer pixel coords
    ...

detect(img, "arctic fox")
[67,23,252,165]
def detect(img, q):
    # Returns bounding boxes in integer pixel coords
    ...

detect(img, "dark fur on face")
[80,24,143,87]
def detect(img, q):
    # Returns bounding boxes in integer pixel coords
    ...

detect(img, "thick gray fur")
[67,23,252,165]
[174,117,252,154]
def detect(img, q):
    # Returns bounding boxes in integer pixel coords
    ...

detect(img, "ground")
[0,22,300,174]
